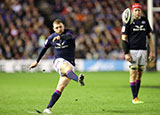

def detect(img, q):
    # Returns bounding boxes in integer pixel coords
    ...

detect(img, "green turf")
[0,71,160,115]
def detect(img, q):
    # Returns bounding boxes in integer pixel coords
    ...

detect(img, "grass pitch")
[0,71,160,115]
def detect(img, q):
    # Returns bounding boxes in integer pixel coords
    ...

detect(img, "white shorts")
[129,50,147,66]
[54,58,75,76]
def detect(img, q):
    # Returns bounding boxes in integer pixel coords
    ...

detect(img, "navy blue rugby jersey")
[121,16,152,50]
[36,29,75,66]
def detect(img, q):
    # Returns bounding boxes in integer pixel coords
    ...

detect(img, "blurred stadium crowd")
[0,0,160,60]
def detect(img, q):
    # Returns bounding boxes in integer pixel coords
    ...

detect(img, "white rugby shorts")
[54,58,75,76]
[129,50,147,66]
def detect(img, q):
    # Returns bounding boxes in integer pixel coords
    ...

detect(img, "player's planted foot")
[132,97,144,104]
[78,74,85,86]
[43,108,52,114]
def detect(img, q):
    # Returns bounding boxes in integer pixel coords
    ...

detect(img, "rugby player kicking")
[29,19,85,114]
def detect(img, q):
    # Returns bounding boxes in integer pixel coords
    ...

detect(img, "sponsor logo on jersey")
[55,42,68,49]
[133,25,145,31]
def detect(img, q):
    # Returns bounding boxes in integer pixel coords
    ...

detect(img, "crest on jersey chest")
[142,21,146,24]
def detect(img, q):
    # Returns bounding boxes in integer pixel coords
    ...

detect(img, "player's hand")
[29,61,38,70]
[125,54,132,62]
[53,36,60,42]
[149,52,155,62]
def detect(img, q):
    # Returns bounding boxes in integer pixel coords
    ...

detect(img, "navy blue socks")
[66,70,78,82]
[136,80,141,98]
[130,80,141,99]
[130,82,136,99]
[47,90,61,108]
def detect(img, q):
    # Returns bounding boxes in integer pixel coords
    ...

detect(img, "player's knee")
[129,67,138,82]
[57,84,65,92]
[130,72,136,79]
[60,62,72,74]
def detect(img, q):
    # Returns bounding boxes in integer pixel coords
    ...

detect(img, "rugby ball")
[122,8,133,24]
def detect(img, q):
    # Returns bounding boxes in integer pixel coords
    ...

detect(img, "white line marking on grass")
[27,111,37,114]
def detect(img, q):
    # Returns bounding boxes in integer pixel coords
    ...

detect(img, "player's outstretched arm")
[29,61,38,70]
[29,37,50,70]
[29,47,48,70]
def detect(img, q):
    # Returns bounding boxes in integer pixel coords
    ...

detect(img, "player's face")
[133,8,141,19]
[53,23,65,35]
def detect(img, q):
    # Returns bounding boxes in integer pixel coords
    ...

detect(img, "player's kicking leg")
[60,62,85,86]
[43,76,71,114]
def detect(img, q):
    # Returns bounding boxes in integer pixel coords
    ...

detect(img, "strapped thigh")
[138,65,145,71]
[129,65,138,70]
